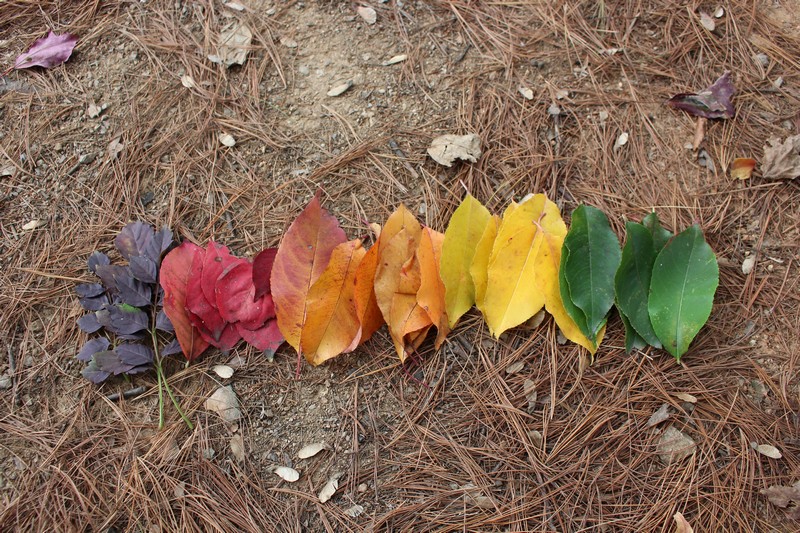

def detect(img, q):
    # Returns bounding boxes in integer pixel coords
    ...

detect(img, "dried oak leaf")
[761,483,800,520]
[762,135,800,180]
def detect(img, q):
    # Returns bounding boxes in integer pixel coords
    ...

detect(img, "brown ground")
[1,1,800,531]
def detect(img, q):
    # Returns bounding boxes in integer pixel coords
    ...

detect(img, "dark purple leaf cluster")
[76,222,176,383]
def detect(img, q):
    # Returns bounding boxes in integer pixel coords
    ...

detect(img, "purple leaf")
[77,337,110,362]
[160,338,183,356]
[96,305,148,335]
[112,267,152,307]
[77,313,103,333]
[143,227,174,266]
[79,294,109,311]
[14,31,78,70]
[88,251,110,274]
[94,350,132,375]
[127,364,152,375]
[115,222,154,260]
[76,283,105,298]
[156,309,174,332]
[115,344,154,367]
[666,71,735,119]
[130,255,157,283]
[81,361,111,383]
[94,264,123,292]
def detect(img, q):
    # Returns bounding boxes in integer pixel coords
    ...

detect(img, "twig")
[105,386,146,402]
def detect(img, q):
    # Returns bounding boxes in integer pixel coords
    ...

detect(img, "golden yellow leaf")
[440,194,492,328]
[417,227,449,347]
[470,214,500,310]
[301,239,365,365]
[481,195,549,336]
[352,239,385,347]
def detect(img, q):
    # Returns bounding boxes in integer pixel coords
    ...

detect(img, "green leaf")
[615,222,661,348]
[562,205,621,341]
[642,212,673,251]
[620,311,647,353]
[558,241,592,343]
[648,225,719,361]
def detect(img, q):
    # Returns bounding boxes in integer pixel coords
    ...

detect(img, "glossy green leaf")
[648,225,719,361]
[620,311,646,354]
[615,222,661,348]
[562,205,620,341]
[558,241,592,343]
[642,212,673,251]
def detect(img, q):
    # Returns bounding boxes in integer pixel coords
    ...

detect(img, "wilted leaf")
[236,319,283,355]
[427,134,481,167]
[417,227,449,347]
[673,511,694,533]
[205,385,241,424]
[440,194,492,328]
[218,22,252,67]
[301,239,366,365]
[762,135,800,180]
[200,242,239,308]
[318,475,340,503]
[160,242,211,361]
[14,31,78,70]
[615,222,661,348]
[666,71,735,119]
[561,205,621,343]
[649,225,718,361]
[215,261,274,327]
[297,442,329,459]
[271,193,347,354]
[753,443,782,459]
[761,484,800,520]
[730,158,756,180]
[186,248,239,350]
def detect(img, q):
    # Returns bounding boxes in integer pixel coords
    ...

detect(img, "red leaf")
[186,249,229,343]
[271,193,347,353]
[215,260,274,326]
[201,242,238,308]
[253,248,277,299]
[14,31,78,70]
[236,319,284,356]
[160,242,210,361]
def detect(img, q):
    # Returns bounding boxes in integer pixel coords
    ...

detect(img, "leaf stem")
[151,326,193,430]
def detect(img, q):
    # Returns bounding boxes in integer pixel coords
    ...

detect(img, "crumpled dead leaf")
[761,482,800,520]
[205,385,242,423]
[762,135,800,180]
[230,433,245,462]
[730,157,756,180]
[647,403,671,427]
[427,134,481,167]
[318,474,340,503]
[673,511,694,533]
[666,71,735,119]
[218,22,252,67]
[274,466,300,482]
[657,426,696,464]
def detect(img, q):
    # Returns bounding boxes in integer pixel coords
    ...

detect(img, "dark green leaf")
[642,212,673,251]
[558,240,593,343]
[648,225,719,361]
[562,205,621,341]
[615,222,661,347]
[620,312,647,354]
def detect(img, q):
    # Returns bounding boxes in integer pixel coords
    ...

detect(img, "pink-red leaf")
[216,260,274,326]
[271,193,347,353]
[253,247,277,299]
[15,31,78,70]
[236,319,284,356]
[201,242,238,308]
[185,250,228,343]
[160,242,210,361]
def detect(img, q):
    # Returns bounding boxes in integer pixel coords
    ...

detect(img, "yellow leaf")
[481,195,549,336]
[417,227,449,347]
[440,194,492,328]
[470,214,500,310]
[529,198,599,354]
[301,240,366,365]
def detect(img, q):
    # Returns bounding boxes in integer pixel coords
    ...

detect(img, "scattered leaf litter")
[205,385,242,423]
[219,133,236,147]
[752,442,782,459]
[212,364,234,379]
[427,134,481,167]
[218,22,252,67]
[298,442,329,459]
[327,81,353,97]
[357,6,377,25]
[274,466,300,482]
[647,404,671,427]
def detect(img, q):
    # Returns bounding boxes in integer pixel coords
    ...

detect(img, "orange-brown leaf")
[271,193,347,352]
[417,227,449,347]
[352,239,384,347]
[300,239,366,365]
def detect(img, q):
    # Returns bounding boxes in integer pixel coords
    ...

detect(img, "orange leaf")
[301,239,366,365]
[417,227,449,347]
[271,193,347,353]
[352,239,385,346]
[731,157,756,180]
[160,242,210,361]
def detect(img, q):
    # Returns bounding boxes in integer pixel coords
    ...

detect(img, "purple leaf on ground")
[94,263,124,292]
[130,255,157,283]
[14,31,78,70]
[94,350,132,375]
[76,282,105,298]
[77,337,110,362]
[96,305,148,335]
[115,344,154,367]
[79,294,109,311]
[112,267,152,307]
[666,71,735,119]
[81,361,111,383]
[156,309,174,332]
[160,338,183,356]
[115,222,155,260]
[88,251,110,274]
[77,313,103,333]
[143,227,174,265]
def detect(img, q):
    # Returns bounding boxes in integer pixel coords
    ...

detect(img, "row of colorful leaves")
[158,192,719,369]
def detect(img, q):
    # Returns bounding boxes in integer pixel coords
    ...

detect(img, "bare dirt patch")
[2,1,800,531]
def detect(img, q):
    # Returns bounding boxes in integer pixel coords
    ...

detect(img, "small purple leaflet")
[14,31,78,71]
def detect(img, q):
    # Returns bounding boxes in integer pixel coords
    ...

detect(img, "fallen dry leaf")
[318,474,340,503]
[647,403,671,427]
[761,483,800,520]
[327,81,353,97]
[274,466,300,482]
[675,392,698,404]
[383,54,407,66]
[673,511,694,533]
[666,71,735,119]
[753,443,782,459]
[699,11,715,31]
[357,6,377,25]
[14,31,78,70]
[205,385,242,424]
[427,134,481,167]
[230,433,245,462]
[297,442,329,459]
[212,364,234,379]
[762,135,800,179]
[219,133,236,147]
[730,157,756,180]
[657,426,696,464]
[218,22,252,67]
